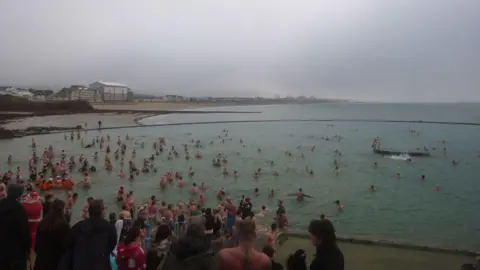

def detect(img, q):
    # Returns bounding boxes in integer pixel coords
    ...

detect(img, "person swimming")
[192,182,198,194]
[116,186,125,201]
[369,184,376,191]
[420,175,425,182]
[288,188,313,201]
[335,200,343,211]
[254,188,260,196]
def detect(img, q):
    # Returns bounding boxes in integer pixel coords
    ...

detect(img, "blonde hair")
[235,217,256,241]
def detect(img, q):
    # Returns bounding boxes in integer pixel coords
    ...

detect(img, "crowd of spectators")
[0,184,345,270]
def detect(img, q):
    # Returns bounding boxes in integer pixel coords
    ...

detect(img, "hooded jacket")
[160,235,214,270]
[116,241,146,270]
[0,184,31,270]
[58,216,117,270]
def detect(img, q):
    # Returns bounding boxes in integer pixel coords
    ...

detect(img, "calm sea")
[2,103,480,250]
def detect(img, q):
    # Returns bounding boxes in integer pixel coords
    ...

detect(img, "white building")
[0,87,34,99]
[70,85,102,103]
[89,81,129,102]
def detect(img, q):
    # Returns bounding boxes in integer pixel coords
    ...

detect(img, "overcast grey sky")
[0,0,479,101]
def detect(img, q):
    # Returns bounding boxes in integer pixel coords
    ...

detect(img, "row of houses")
[0,81,133,103]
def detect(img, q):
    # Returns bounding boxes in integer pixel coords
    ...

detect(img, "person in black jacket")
[161,224,214,270]
[0,184,31,270]
[58,199,117,270]
[34,199,72,270]
[308,219,344,270]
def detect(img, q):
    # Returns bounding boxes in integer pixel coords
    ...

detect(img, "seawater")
[1,103,480,250]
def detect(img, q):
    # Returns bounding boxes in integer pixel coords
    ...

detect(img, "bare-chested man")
[225,197,237,234]
[218,218,271,270]
[65,192,78,223]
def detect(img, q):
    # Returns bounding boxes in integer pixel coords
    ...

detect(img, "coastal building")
[0,87,34,99]
[89,81,130,102]
[28,89,54,101]
[0,86,14,95]
[70,87,102,103]
[164,95,185,101]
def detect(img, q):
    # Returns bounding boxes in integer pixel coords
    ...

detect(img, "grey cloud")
[0,0,479,102]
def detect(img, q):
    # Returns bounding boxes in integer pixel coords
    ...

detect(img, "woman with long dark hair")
[146,224,172,270]
[34,199,72,270]
[308,219,344,270]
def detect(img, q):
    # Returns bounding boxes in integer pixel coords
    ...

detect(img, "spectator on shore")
[204,208,216,237]
[109,212,117,226]
[34,199,72,270]
[218,218,271,270]
[0,183,6,200]
[161,224,214,270]
[308,219,344,270]
[116,226,146,270]
[262,246,283,270]
[42,194,53,217]
[58,199,117,270]
[0,184,31,270]
[146,224,172,270]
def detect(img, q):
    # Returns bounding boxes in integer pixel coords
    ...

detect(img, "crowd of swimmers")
[2,126,467,242]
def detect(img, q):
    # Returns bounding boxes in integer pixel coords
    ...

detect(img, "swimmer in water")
[119,170,125,178]
[200,182,207,191]
[192,182,198,194]
[420,175,425,182]
[305,166,314,175]
[396,172,401,178]
[335,200,343,211]
[254,188,259,196]
[272,171,279,177]
[452,160,457,166]
[287,188,313,201]
[374,161,378,167]
[234,170,239,177]
[369,184,376,191]
[116,186,125,201]
[177,177,185,187]
[335,166,340,174]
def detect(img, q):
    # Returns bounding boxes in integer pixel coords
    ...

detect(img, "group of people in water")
[3,124,464,242]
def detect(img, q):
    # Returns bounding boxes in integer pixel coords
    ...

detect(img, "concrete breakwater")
[276,231,479,256]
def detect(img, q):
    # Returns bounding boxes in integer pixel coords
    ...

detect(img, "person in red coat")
[116,226,146,270]
[21,191,43,249]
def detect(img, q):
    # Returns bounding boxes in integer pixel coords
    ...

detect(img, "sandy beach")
[0,113,150,130]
